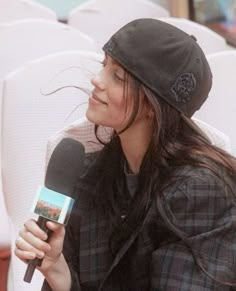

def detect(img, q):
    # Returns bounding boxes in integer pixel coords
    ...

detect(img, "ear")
[139,87,154,119]
[147,109,154,119]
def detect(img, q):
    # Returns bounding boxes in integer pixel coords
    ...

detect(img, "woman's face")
[86,54,149,133]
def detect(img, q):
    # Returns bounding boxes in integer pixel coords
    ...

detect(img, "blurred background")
[33,0,236,45]
[34,0,169,21]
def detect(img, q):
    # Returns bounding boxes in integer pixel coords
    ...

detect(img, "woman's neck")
[119,120,153,174]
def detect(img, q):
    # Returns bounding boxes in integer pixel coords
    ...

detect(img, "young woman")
[15,18,236,290]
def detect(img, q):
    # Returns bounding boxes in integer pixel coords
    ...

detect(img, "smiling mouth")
[91,93,107,104]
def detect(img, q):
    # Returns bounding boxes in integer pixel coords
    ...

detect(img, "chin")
[86,110,120,129]
[86,110,103,126]
[85,110,94,123]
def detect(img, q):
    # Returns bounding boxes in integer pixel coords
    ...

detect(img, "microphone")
[23,138,85,283]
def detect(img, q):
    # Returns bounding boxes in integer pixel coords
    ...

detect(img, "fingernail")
[29,253,36,259]
[38,252,45,259]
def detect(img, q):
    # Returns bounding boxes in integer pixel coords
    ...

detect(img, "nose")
[91,71,105,91]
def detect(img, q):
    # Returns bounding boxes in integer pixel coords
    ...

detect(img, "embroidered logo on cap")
[171,73,196,103]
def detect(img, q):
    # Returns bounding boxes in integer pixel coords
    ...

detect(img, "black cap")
[103,18,212,117]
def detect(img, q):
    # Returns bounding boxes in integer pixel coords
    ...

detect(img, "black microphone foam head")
[45,138,85,196]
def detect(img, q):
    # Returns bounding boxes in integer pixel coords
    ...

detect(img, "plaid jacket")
[42,152,236,291]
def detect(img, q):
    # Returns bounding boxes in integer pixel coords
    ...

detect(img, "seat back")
[42,117,231,291]
[0,0,56,22]
[0,19,97,79]
[192,117,232,153]
[158,17,233,54]
[1,51,102,290]
[45,117,112,163]
[46,117,232,161]
[194,50,236,156]
[0,78,11,259]
[68,0,169,50]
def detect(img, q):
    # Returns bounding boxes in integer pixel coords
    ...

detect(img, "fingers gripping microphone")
[23,138,85,283]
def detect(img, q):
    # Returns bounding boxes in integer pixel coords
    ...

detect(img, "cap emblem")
[171,73,196,103]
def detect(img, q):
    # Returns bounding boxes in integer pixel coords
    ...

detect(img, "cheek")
[108,104,127,126]
[108,89,127,116]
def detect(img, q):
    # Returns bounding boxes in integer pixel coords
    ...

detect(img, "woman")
[15,18,236,290]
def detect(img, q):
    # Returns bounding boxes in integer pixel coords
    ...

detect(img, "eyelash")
[100,60,106,66]
[113,73,124,81]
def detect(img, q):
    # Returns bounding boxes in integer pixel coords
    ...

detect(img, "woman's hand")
[15,219,72,290]
[15,219,65,273]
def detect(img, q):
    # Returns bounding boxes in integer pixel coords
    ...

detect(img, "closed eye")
[113,72,125,82]
[100,56,125,81]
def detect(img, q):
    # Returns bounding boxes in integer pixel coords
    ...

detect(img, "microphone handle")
[23,216,52,283]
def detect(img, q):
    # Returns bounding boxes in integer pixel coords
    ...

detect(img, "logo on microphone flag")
[31,186,75,224]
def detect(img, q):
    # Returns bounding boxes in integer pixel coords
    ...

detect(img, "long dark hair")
[90,71,236,286]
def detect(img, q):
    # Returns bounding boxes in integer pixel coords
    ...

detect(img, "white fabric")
[158,17,233,55]
[192,117,232,153]
[1,51,102,291]
[46,117,232,163]
[0,19,97,79]
[46,117,110,165]
[68,0,169,50]
[0,79,11,257]
[0,0,56,22]
[194,50,236,156]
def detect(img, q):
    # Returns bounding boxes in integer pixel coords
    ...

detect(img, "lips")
[91,92,107,104]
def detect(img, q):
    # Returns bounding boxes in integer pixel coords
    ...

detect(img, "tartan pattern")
[42,153,236,291]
